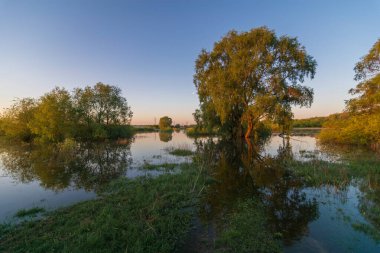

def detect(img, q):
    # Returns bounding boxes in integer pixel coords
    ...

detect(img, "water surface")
[1,131,380,252]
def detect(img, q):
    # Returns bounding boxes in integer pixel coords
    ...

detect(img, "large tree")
[347,39,380,114]
[74,82,133,126]
[194,27,316,138]
[320,39,380,146]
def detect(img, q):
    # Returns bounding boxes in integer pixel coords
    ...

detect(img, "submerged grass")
[142,162,179,171]
[287,157,380,243]
[14,207,45,218]
[169,149,194,156]
[287,156,380,188]
[166,145,194,157]
[0,163,206,253]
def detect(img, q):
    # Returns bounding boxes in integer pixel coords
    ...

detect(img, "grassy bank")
[215,199,281,253]
[0,163,206,253]
[0,157,289,253]
[131,125,159,133]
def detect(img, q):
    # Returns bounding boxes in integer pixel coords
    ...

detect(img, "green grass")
[142,162,179,171]
[14,207,45,218]
[215,198,282,253]
[287,156,380,188]
[0,163,206,253]
[168,149,194,157]
[292,117,327,128]
[166,145,194,157]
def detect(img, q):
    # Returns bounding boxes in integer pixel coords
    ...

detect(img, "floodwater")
[1,130,380,252]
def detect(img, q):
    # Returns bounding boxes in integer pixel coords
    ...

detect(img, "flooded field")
[1,131,380,252]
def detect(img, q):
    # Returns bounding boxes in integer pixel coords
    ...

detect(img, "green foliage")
[185,127,217,137]
[158,116,172,131]
[29,87,74,142]
[0,98,37,141]
[0,83,133,142]
[194,27,316,138]
[74,83,133,126]
[320,113,380,145]
[0,164,205,253]
[320,39,380,146]
[292,117,327,128]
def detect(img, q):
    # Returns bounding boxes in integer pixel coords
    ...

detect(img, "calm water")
[1,131,380,252]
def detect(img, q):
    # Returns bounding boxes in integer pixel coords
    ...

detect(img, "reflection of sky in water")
[264,134,340,162]
[130,132,194,167]
[0,173,96,222]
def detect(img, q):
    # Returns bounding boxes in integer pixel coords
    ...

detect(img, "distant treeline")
[0,83,133,143]
[292,117,327,128]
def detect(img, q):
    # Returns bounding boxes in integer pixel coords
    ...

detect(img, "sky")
[0,0,379,125]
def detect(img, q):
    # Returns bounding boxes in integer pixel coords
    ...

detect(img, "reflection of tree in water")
[195,137,319,244]
[159,131,173,142]
[313,143,380,240]
[356,172,380,239]
[0,141,132,192]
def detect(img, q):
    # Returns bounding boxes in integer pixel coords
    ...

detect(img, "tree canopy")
[347,39,380,115]
[159,116,173,131]
[320,39,380,146]
[194,27,317,138]
[0,83,133,142]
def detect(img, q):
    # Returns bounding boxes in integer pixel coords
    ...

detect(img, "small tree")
[0,98,37,141]
[159,116,172,131]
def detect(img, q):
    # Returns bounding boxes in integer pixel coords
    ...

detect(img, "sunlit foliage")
[159,116,172,131]
[29,87,74,142]
[193,27,316,138]
[0,82,133,142]
[292,117,327,128]
[320,39,380,146]
[0,98,37,141]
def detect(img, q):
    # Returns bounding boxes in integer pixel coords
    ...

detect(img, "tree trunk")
[245,121,253,139]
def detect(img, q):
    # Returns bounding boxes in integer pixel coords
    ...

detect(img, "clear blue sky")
[0,0,379,125]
